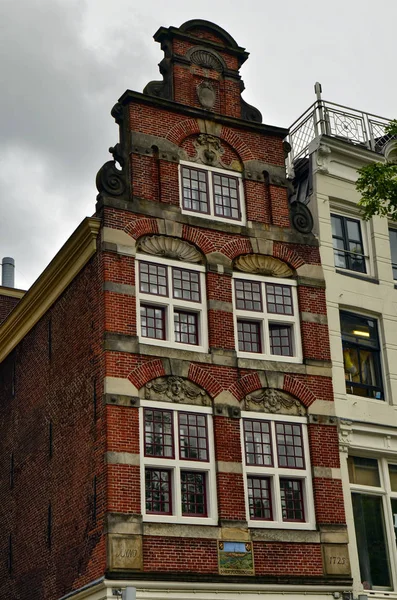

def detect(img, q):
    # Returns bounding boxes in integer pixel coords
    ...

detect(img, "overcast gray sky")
[1,0,396,289]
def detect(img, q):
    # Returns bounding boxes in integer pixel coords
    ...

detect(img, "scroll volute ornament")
[234,254,293,278]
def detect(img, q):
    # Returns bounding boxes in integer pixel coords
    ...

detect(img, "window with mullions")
[242,415,314,528]
[180,163,244,223]
[137,257,207,352]
[340,311,383,400]
[347,456,397,590]
[141,404,217,523]
[331,214,367,273]
[234,275,301,362]
[388,229,397,280]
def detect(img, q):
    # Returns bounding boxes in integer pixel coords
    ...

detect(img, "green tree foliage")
[356,120,397,220]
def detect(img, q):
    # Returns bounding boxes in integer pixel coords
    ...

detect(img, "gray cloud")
[1,0,396,288]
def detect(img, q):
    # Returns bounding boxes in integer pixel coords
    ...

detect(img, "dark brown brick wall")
[0,293,21,324]
[0,254,105,600]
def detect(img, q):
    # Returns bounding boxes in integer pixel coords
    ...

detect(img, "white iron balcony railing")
[285,97,393,177]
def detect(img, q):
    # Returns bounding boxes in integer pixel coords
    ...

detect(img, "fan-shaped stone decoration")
[137,235,203,264]
[190,49,223,72]
[234,254,293,278]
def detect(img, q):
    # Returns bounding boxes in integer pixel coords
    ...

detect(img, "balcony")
[285,95,392,177]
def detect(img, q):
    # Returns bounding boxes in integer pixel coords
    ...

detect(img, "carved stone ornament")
[338,419,352,453]
[143,40,173,100]
[245,388,306,416]
[111,102,124,124]
[95,160,126,197]
[189,49,223,72]
[240,97,262,124]
[145,376,210,406]
[234,254,293,278]
[137,235,203,264]
[193,134,225,167]
[197,81,216,110]
[290,202,314,235]
[316,142,331,174]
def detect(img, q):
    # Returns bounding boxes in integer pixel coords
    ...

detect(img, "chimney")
[2,257,15,288]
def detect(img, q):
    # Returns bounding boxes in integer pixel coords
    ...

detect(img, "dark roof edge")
[118,89,288,138]
[153,25,249,62]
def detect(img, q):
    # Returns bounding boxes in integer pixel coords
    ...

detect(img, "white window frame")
[140,400,218,525]
[330,207,371,276]
[388,227,397,281]
[179,161,246,225]
[232,273,302,363]
[241,411,315,530]
[348,456,397,591]
[136,254,208,353]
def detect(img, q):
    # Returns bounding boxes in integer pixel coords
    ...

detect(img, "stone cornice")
[0,286,25,299]
[0,217,101,363]
[310,134,387,166]
[118,89,288,138]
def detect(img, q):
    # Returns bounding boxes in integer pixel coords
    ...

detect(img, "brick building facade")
[0,20,351,600]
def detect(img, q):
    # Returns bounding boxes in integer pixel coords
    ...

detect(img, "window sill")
[345,392,385,403]
[181,208,245,228]
[247,519,316,530]
[138,337,208,355]
[336,268,379,284]
[237,351,302,364]
[143,515,218,526]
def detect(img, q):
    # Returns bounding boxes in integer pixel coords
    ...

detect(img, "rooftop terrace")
[285,84,393,177]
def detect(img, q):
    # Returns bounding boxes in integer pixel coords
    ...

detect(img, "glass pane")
[331,215,343,237]
[351,493,391,589]
[346,219,361,241]
[247,476,272,520]
[390,498,397,548]
[388,464,397,492]
[334,250,347,269]
[348,457,380,487]
[340,313,379,348]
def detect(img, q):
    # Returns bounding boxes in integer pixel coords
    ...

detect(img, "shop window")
[348,456,397,590]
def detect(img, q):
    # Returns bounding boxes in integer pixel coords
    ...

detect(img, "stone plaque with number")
[108,534,143,571]
[322,544,351,576]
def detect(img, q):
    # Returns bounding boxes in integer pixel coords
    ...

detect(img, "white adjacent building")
[287,89,397,597]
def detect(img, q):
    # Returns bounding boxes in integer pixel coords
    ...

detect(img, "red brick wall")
[0,293,20,324]
[128,101,288,226]
[0,254,105,600]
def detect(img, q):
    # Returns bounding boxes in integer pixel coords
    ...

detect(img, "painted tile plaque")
[218,541,254,576]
